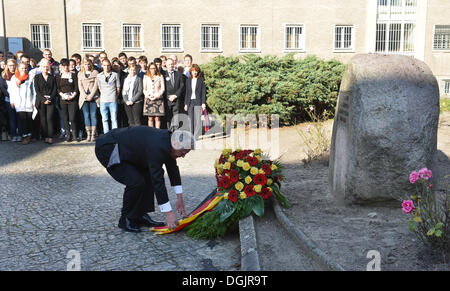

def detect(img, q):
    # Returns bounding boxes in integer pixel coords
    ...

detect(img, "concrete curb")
[272,198,345,271]
[238,215,261,271]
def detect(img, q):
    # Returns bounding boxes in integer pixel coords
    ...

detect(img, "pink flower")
[402,200,415,214]
[418,168,432,180]
[409,171,419,184]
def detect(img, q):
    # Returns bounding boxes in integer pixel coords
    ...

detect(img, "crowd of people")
[0,49,207,145]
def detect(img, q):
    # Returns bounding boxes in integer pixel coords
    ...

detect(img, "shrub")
[201,54,345,126]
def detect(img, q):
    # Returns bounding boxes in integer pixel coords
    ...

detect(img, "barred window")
[375,0,416,55]
[161,24,182,51]
[82,23,102,50]
[433,25,450,50]
[201,25,220,51]
[240,25,259,51]
[31,24,51,49]
[123,24,142,50]
[334,25,354,50]
[444,80,450,95]
[285,24,304,50]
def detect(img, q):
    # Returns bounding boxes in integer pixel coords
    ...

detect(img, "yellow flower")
[267,178,273,185]
[254,148,262,155]
[228,155,235,163]
[254,184,262,193]
[240,192,247,199]
[222,148,232,157]
[242,162,251,171]
[255,155,262,162]
[223,162,231,170]
[250,167,259,175]
[245,176,253,184]
[267,187,272,192]
[217,164,223,174]
[236,160,244,167]
[224,192,229,200]
[271,164,278,171]
[235,182,244,191]
[259,169,265,174]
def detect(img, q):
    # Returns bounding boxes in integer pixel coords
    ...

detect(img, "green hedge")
[201,54,345,126]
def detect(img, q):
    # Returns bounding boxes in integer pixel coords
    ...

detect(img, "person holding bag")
[184,64,206,141]
[78,58,99,142]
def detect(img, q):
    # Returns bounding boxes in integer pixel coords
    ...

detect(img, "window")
[82,23,103,50]
[240,25,259,51]
[444,80,450,95]
[284,24,305,51]
[201,24,221,51]
[30,24,51,49]
[375,0,416,55]
[161,24,182,51]
[433,25,450,51]
[334,25,354,50]
[123,24,142,50]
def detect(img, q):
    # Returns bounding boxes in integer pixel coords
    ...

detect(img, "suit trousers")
[124,102,143,127]
[166,101,180,131]
[95,142,155,220]
[187,105,202,141]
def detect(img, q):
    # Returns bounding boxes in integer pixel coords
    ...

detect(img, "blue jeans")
[5,101,22,137]
[100,102,118,134]
[82,101,98,127]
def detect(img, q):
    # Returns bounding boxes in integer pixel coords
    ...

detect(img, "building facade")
[0,0,449,97]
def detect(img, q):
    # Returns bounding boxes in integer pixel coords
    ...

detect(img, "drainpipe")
[63,0,69,58]
[2,0,7,53]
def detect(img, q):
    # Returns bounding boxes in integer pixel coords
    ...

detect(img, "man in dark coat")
[95,126,193,233]
[164,58,185,131]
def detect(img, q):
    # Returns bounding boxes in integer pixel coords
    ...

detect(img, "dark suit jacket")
[164,70,185,108]
[34,74,57,108]
[122,76,144,103]
[95,126,181,206]
[185,77,206,108]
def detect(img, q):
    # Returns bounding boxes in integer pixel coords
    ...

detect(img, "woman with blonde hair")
[143,63,165,128]
[78,57,99,142]
[2,59,22,141]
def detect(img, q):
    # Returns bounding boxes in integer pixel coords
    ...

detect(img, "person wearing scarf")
[9,61,35,145]
[1,59,22,141]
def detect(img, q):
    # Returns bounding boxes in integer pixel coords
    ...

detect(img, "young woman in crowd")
[184,64,206,140]
[97,58,120,134]
[56,58,80,142]
[1,59,21,141]
[122,64,144,127]
[143,62,165,128]
[78,58,99,142]
[34,59,57,144]
[9,61,35,145]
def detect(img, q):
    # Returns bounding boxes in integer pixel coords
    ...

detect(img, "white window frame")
[161,24,184,53]
[30,24,51,50]
[283,24,305,52]
[443,79,450,95]
[122,23,144,51]
[239,24,260,53]
[81,23,104,51]
[333,25,355,52]
[200,24,222,53]
[432,25,450,52]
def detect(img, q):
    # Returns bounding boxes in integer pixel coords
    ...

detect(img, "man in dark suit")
[164,58,185,131]
[95,126,193,233]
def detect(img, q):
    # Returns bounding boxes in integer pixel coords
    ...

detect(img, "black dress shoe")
[118,217,141,233]
[139,214,165,227]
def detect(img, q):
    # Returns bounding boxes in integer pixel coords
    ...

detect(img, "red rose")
[244,185,256,197]
[228,190,238,203]
[261,164,271,175]
[220,176,231,189]
[260,187,272,199]
[254,174,268,186]
[246,156,258,166]
[229,170,239,183]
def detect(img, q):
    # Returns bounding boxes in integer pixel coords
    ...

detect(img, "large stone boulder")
[329,54,440,205]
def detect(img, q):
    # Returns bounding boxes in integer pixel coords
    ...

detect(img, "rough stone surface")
[329,54,440,204]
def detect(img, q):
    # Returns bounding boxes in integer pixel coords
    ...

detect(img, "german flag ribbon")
[150,190,223,235]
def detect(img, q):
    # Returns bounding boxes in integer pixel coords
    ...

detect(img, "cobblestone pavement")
[0,139,240,271]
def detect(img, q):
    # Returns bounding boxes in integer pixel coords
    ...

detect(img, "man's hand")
[168,95,177,102]
[176,194,187,218]
[164,211,179,230]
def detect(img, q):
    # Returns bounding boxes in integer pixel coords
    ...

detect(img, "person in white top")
[9,61,35,144]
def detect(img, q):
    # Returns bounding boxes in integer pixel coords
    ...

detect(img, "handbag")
[202,108,210,132]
